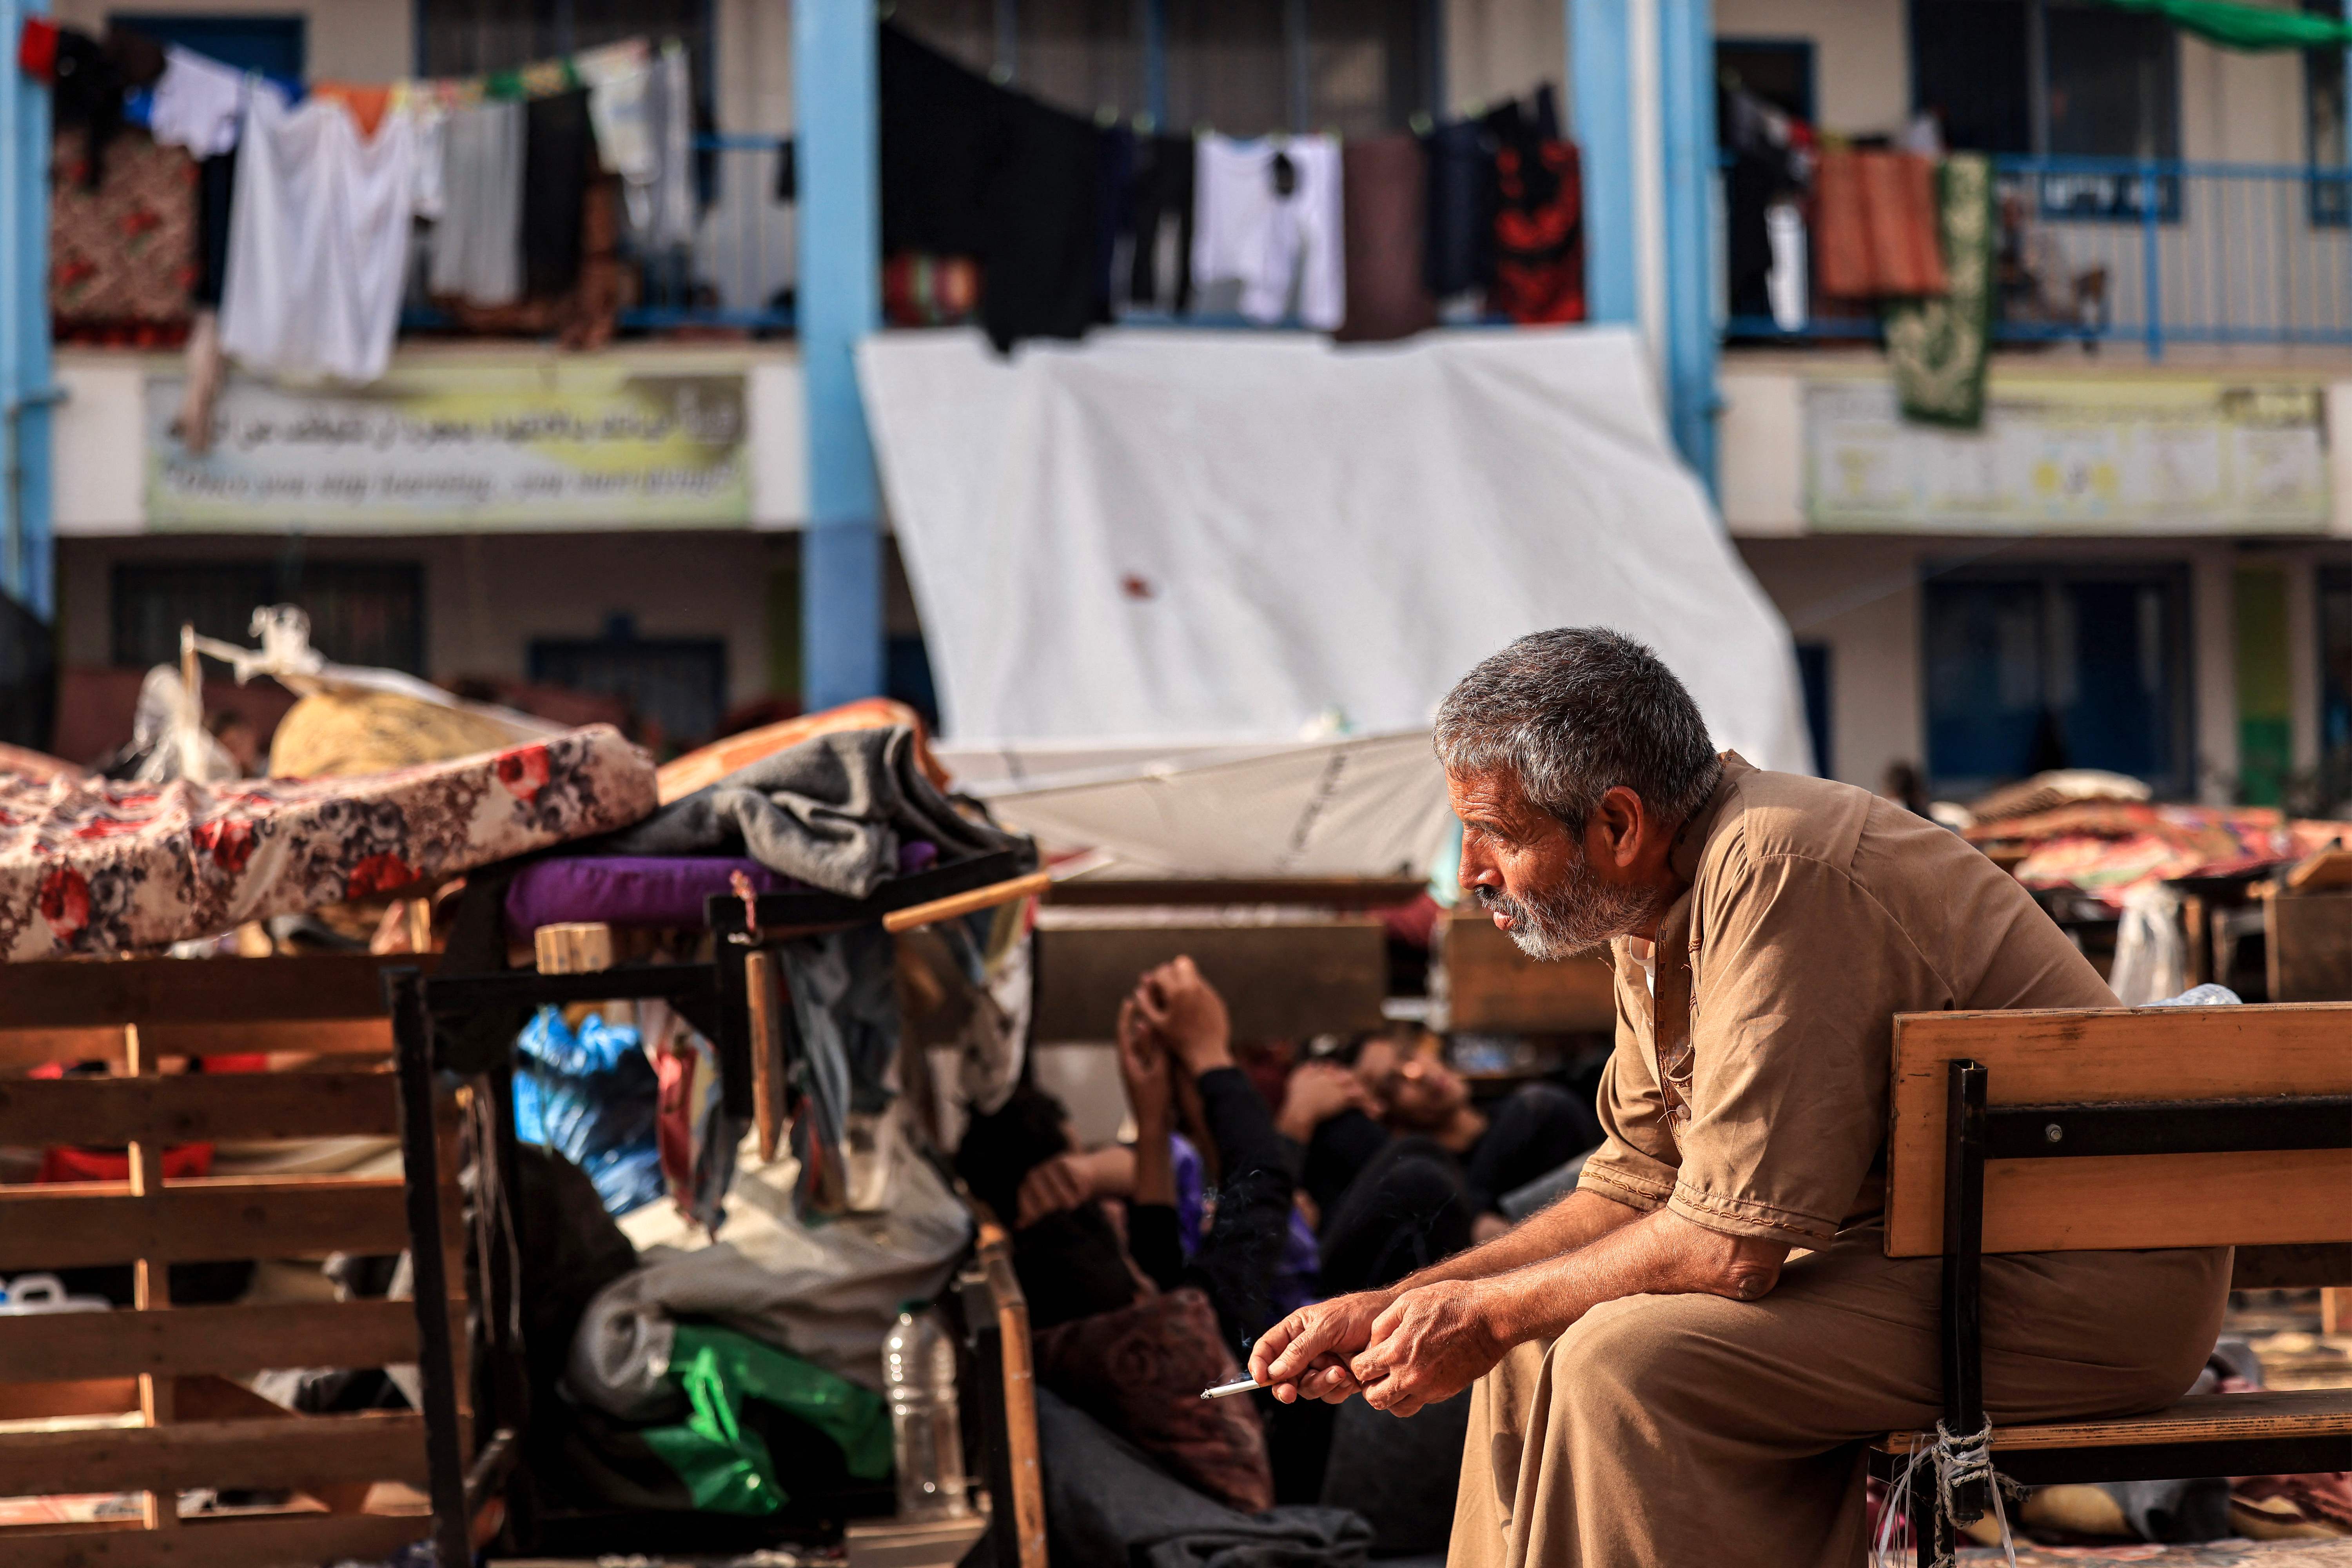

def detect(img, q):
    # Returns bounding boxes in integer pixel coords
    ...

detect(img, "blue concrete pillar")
[1657,0,1718,490]
[1568,0,1638,328]
[794,1,886,711]
[0,0,56,619]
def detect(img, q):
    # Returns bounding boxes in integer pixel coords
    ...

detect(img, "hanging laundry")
[147,45,274,159]
[878,24,1102,351]
[1093,125,1134,322]
[1336,134,1436,343]
[49,126,196,339]
[1813,147,1946,299]
[1421,107,1508,301]
[523,87,596,297]
[575,37,659,225]
[218,91,419,384]
[638,40,698,250]
[1122,131,1194,314]
[1489,93,1585,325]
[429,99,525,306]
[312,82,392,139]
[1192,133,1345,330]
[47,27,130,189]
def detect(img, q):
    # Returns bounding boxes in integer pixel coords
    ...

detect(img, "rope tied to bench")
[1871,1421,2023,1568]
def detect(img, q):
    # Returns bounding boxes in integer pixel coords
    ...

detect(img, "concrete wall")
[1447,0,1566,114]
[55,529,786,713]
[55,0,412,80]
[1713,0,1907,139]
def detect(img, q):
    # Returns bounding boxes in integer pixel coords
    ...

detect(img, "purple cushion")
[502,840,947,935]
[504,856,790,935]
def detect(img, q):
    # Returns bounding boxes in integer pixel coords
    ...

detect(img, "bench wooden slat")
[0,1299,419,1386]
[0,1019,396,1071]
[0,1411,428,1495]
[0,1179,417,1270]
[0,956,422,1031]
[0,1073,397,1146]
[1878,1387,2352,1454]
[1888,1004,2352,1256]
[3,1511,429,1568]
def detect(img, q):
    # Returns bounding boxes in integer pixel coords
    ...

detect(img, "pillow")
[1032,1286,1273,1515]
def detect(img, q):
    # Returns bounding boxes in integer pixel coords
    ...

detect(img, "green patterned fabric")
[1884,154,1995,429]
[639,1324,893,1515]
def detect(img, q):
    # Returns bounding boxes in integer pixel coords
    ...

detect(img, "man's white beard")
[1474,848,1661,961]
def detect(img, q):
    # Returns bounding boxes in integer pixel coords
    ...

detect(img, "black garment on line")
[1123,131,1195,314]
[879,23,1100,352]
[523,88,595,298]
[194,150,236,307]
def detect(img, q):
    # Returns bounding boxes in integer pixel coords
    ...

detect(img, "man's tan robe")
[1449,756,2229,1568]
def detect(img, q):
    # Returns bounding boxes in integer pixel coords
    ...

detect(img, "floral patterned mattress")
[1,725,655,961]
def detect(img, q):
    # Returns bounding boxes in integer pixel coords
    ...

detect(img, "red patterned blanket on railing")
[0,724,655,961]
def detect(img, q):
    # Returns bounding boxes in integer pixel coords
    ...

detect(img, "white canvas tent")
[938,729,1454,880]
[860,324,1815,779]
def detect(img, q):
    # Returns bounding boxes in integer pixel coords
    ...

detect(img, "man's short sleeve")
[1666,853,1935,1247]
[1575,952,1682,1213]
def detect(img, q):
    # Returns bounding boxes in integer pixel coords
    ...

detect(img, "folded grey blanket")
[1036,1387,1373,1568]
[606,725,1033,900]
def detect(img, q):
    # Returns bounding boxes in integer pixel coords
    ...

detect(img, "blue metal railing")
[405,134,794,337]
[1723,152,2352,357]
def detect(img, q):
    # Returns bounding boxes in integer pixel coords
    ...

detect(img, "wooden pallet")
[0,956,466,1568]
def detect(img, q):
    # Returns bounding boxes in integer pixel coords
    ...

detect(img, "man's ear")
[1587,785,1647,869]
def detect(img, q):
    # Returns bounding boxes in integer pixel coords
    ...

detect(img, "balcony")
[1724,154,2352,357]
[403,134,795,340]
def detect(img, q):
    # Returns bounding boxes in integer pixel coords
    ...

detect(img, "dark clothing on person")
[1308,1082,1602,1294]
[1129,1065,1301,1354]
[1317,1134,1475,1296]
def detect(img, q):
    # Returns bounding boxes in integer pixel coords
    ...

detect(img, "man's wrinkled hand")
[1349,1279,1511,1418]
[1249,1290,1392,1405]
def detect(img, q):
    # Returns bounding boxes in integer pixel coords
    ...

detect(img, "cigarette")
[1200,1377,1263,1399]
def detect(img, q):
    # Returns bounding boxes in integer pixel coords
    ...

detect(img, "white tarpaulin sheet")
[859,325,1814,774]
[942,730,1455,878]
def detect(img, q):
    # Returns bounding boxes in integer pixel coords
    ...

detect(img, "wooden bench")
[0,955,467,1568]
[1870,1002,2352,1561]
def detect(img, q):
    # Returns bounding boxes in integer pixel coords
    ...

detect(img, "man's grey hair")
[1434,628,1722,832]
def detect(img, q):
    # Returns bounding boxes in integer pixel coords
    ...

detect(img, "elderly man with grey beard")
[1245,627,2228,1568]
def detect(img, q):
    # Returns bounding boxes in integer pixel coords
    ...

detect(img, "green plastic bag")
[639,1324,893,1515]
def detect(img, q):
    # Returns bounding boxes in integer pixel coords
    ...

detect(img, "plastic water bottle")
[882,1305,970,1521]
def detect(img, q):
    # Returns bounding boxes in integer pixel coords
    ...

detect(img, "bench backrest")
[0,954,460,1568]
[1887,1002,2352,1259]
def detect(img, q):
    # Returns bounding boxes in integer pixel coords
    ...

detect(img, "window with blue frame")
[1923,565,2192,800]
[1910,0,2180,222]
[891,0,1437,135]
[109,13,305,79]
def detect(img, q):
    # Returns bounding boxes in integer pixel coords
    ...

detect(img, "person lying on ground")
[952,956,1303,1354]
[1243,626,2225,1568]
[1285,1031,1601,1294]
